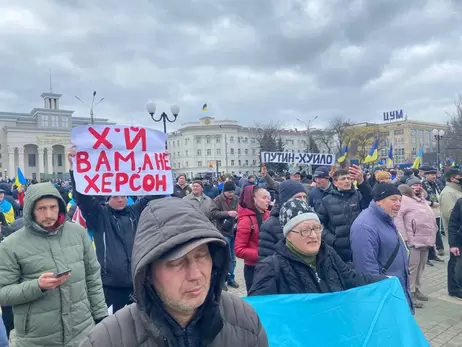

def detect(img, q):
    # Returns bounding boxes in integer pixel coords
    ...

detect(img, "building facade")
[345,119,448,165]
[167,117,336,178]
[0,92,113,180]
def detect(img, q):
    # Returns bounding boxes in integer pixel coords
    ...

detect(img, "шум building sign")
[36,135,70,146]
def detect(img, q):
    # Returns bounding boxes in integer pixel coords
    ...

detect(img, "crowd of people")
[0,149,461,346]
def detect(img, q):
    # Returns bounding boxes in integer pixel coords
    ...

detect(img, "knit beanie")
[223,181,236,192]
[372,183,402,201]
[279,180,307,204]
[406,177,421,187]
[279,198,320,238]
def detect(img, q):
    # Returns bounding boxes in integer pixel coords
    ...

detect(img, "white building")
[168,116,335,178]
[0,91,113,180]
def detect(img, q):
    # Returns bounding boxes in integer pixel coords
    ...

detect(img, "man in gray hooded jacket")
[79,198,268,347]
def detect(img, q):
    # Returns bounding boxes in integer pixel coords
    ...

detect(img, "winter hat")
[406,177,421,187]
[372,183,402,201]
[279,198,320,238]
[279,180,307,204]
[223,181,236,192]
[444,168,462,181]
[192,180,203,187]
[419,166,437,174]
[313,166,330,179]
[375,171,391,181]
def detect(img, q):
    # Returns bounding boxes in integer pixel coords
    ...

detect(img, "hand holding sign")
[71,125,173,196]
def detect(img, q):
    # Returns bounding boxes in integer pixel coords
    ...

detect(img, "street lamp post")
[432,129,445,168]
[218,125,229,173]
[146,101,180,150]
[296,116,318,174]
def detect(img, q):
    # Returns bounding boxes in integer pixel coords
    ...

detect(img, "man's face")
[419,170,424,177]
[34,197,60,229]
[0,193,4,202]
[178,176,186,186]
[192,183,203,195]
[425,173,436,182]
[376,195,402,217]
[333,175,352,191]
[223,190,235,199]
[291,174,301,182]
[152,244,213,319]
[315,177,329,189]
[108,196,128,210]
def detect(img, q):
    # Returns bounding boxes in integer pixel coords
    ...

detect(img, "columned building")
[0,91,113,180]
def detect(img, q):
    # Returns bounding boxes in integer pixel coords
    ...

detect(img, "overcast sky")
[1,0,461,132]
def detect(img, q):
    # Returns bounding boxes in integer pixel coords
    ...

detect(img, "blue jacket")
[350,201,413,313]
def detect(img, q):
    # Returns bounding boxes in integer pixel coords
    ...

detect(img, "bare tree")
[312,131,333,153]
[327,116,353,154]
[445,93,462,162]
[249,121,286,172]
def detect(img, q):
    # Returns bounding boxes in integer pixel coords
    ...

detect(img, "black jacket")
[309,184,332,212]
[317,182,372,262]
[71,171,160,288]
[448,198,462,248]
[203,184,220,199]
[258,206,283,262]
[172,184,191,199]
[249,241,383,296]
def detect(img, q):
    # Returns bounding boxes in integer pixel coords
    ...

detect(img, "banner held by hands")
[71,125,173,195]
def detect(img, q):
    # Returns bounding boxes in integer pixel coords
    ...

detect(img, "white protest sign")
[261,152,336,166]
[71,125,173,196]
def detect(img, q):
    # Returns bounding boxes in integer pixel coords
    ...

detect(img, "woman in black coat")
[249,199,384,296]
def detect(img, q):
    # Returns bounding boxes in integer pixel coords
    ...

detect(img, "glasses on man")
[291,225,323,237]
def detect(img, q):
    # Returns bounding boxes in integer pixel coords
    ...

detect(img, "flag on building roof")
[202,103,208,112]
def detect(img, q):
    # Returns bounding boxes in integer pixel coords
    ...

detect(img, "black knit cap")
[279,180,306,204]
[372,183,402,201]
[223,181,236,192]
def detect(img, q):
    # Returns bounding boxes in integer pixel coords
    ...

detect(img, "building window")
[238,160,241,166]
[206,149,211,156]
[60,116,69,128]
[394,129,404,135]
[206,137,211,144]
[231,160,235,166]
[216,149,221,155]
[216,137,221,143]
[40,115,49,127]
[177,152,180,158]
[58,154,63,167]
[252,149,256,155]
[230,148,235,155]
[230,136,234,143]
[197,149,201,156]
[238,149,241,155]
[412,137,416,145]
[28,154,36,167]
[196,137,201,144]
[217,160,222,167]
[186,161,189,168]
[185,150,188,156]
[253,160,256,165]
[51,116,59,127]
[197,161,202,167]
[177,140,179,146]
[245,160,249,166]
[245,149,248,155]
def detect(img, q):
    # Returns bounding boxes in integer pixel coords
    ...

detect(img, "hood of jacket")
[132,198,230,316]
[23,182,67,234]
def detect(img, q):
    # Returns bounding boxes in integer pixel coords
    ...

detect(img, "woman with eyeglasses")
[249,198,384,296]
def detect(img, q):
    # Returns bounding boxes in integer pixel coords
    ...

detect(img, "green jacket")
[0,182,107,347]
[440,182,462,232]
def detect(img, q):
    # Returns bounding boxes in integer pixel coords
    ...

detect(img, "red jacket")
[235,206,270,266]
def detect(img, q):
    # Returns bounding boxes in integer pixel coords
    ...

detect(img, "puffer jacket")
[318,182,372,262]
[79,199,268,347]
[0,182,107,347]
[235,207,270,266]
[71,171,159,288]
[448,198,462,249]
[249,241,384,296]
[394,195,437,248]
[258,206,283,262]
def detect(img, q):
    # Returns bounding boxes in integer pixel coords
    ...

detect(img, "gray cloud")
[0,0,461,132]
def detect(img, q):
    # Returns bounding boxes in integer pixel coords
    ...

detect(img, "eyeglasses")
[291,225,323,237]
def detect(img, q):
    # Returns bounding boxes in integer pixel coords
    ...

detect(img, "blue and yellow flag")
[15,167,27,192]
[363,138,378,163]
[387,143,394,167]
[202,103,208,112]
[412,143,424,169]
[337,145,348,163]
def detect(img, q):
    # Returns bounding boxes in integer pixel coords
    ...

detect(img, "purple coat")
[350,201,413,313]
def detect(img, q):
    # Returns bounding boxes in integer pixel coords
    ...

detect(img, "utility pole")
[75,91,104,125]
[296,116,318,174]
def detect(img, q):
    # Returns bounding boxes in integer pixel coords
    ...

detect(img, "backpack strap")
[380,238,400,275]
[248,216,255,232]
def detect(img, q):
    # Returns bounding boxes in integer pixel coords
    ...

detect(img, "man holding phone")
[0,182,107,347]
